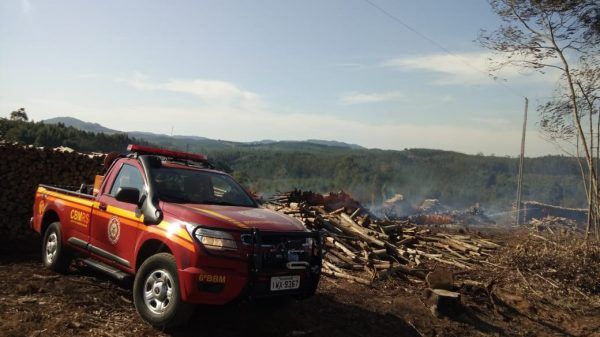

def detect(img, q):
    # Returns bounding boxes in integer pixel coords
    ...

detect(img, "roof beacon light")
[127,144,208,161]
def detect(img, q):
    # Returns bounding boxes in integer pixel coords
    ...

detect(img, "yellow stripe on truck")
[105,204,144,223]
[93,207,195,251]
[40,186,195,251]
[188,207,248,229]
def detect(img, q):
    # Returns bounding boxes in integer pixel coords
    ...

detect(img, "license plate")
[270,275,300,291]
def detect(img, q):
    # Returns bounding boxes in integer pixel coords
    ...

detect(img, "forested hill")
[0,118,586,210]
[0,119,152,152]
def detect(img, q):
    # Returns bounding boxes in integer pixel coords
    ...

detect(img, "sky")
[0,0,567,156]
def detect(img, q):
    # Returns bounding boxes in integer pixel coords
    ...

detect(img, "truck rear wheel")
[42,222,72,273]
[133,253,194,328]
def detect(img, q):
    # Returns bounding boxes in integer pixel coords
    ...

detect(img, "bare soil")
[1,229,599,337]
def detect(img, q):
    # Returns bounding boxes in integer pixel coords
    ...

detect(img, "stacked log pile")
[267,190,500,285]
[0,143,104,243]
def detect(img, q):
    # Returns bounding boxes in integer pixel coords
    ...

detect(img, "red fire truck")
[31,145,322,327]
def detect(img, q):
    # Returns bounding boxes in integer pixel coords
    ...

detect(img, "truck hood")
[161,203,307,232]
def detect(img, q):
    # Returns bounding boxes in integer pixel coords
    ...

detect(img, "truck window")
[110,164,145,196]
[151,167,256,207]
[211,175,230,197]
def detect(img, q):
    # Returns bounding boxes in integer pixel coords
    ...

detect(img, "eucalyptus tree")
[479,0,599,238]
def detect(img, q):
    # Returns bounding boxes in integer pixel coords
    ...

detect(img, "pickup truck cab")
[31,145,322,327]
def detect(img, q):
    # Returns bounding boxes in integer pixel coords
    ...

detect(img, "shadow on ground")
[0,249,420,337]
[3,240,597,337]
[166,295,420,337]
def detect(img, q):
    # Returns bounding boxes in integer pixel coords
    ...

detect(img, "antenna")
[515,97,528,225]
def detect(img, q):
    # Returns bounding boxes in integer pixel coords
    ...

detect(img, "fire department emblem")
[107,216,121,245]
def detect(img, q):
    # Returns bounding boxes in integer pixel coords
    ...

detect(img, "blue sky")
[0,0,564,155]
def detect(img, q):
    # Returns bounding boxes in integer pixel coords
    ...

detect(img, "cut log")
[329,207,345,215]
[381,224,403,233]
[423,288,461,317]
[425,267,454,290]
[397,236,416,246]
[325,236,357,258]
[330,215,385,247]
[327,248,359,265]
[315,215,344,234]
[474,238,501,249]
[321,268,372,285]
[350,208,361,219]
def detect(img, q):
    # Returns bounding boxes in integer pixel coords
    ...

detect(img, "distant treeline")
[0,119,150,152]
[0,119,586,210]
[215,148,585,211]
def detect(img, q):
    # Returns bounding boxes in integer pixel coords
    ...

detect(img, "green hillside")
[0,118,586,211]
[0,119,151,152]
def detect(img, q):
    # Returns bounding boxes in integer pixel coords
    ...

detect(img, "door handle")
[98,203,107,211]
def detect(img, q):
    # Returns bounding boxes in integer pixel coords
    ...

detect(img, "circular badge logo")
[107,216,121,245]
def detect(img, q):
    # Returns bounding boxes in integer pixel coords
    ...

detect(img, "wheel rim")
[45,232,58,264]
[143,269,174,315]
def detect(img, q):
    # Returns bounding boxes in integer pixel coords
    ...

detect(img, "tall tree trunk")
[553,44,597,239]
[588,88,594,237]
[577,81,599,239]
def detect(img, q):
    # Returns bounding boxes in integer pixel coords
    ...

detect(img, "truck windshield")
[150,167,256,207]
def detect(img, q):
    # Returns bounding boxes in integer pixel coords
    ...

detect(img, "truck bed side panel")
[33,186,94,245]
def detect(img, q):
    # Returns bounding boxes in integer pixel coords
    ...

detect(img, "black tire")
[42,222,72,273]
[133,253,194,328]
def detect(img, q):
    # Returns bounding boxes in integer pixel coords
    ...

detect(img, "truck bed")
[38,184,95,199]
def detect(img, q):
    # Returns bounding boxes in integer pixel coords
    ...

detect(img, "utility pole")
[515,97,528,225]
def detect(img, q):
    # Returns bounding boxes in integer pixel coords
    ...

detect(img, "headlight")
[304,237,315,249]
[304,237,320,256]
[185,224,237,251]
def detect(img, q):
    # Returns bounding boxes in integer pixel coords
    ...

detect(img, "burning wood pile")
[267,190,500,285]
[379,196,495,226]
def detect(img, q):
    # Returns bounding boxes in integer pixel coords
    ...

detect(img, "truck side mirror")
[115,187,140,205]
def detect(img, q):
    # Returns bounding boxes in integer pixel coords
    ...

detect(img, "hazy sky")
[0,0,565,156]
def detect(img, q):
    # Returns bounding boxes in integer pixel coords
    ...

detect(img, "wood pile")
[518,201,587,223]
[378,196,495,225]
[528,216,582,234]
[0,143,104,244]
[267,190,500,285]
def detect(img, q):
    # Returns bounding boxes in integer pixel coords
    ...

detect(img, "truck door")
[90,159,146,270]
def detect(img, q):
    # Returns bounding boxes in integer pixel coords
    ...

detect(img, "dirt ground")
[1,229,599,337]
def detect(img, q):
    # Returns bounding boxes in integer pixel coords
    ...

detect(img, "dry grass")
[498,232,600,295]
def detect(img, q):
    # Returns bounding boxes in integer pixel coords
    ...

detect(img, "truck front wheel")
[42,222,72,273]
[133,253,194,328]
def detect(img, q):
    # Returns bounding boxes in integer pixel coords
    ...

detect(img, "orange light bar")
[127,144,208,161]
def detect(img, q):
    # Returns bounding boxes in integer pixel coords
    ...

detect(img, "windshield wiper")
[200,200,246,207]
